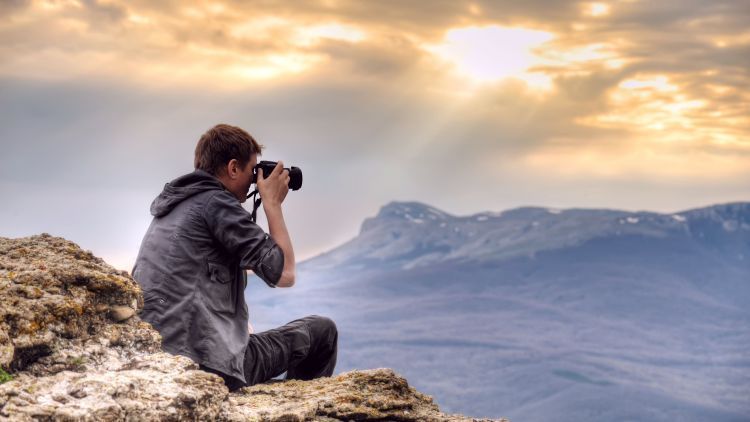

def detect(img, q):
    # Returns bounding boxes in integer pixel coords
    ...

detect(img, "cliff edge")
[0,234,507,421]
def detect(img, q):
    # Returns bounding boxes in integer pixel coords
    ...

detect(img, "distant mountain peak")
[360,201,453,233]
[375,201,452,220]
[682,201,750,220]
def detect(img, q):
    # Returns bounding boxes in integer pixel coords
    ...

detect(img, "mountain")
[245,201,750,421]
[306,201,749,272]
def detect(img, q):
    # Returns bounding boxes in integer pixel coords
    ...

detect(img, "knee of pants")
[307,315,337,337]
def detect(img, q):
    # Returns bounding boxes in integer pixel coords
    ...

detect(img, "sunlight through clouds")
[578,73,749,153]
[231,53,324,80]
[294,23,366,45]
[0,2,370,84]
[1,0,748,201]
[425,25,555,89]
[582,2,611,17]
[522,137,749,180]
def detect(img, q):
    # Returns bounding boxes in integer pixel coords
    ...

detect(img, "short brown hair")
[194,124,264,176]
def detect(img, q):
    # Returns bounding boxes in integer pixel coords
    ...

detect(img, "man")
[132,124,338,391]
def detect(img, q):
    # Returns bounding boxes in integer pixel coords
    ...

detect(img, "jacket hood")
[150,170,227,217]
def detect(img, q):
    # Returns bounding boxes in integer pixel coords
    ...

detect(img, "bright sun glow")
[583,2,611,17]
[294,23,365,46]
[427,25,554,89]
[229,53,323,80]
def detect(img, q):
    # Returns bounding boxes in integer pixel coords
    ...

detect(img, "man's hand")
[256,160,296,287]
[256,161,290,207]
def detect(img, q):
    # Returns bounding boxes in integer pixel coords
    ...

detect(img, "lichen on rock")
[0,234,507,421]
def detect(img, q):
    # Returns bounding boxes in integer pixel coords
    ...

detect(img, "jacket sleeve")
[203,191,285,288]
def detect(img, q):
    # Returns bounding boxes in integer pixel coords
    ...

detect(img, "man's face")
[219,154,258,203]
[236,154,258,203]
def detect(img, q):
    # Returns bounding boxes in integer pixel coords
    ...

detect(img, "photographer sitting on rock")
[132,123,338,391]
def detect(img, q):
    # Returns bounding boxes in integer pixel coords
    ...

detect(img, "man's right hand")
[257,161,290,207]
[256,160,296,287]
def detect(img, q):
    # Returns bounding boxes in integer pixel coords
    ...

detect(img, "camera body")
[252,160,303,191]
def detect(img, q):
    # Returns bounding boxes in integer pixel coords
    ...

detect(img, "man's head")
[195,124,264,203]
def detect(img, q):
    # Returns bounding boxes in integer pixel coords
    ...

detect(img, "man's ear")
[226,159,239,179]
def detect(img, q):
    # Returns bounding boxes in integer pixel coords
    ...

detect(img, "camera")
[252,160,303,191]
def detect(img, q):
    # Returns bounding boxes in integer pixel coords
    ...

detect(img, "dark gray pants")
[201,315,338,391]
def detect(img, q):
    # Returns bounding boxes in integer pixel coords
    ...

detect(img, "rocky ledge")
[0,234,507,421]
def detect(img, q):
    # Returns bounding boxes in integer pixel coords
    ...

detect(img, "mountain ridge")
[362,200,750,231]
[303,200,750,272]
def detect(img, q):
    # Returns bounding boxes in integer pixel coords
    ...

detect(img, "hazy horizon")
[2,197,746,272]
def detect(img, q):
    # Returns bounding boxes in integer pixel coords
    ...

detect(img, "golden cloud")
[1,0,748,182]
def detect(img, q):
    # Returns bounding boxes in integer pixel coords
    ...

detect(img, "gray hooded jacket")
[132,169,284,383]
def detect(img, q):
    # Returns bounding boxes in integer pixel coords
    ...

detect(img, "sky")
[1,0,748,271]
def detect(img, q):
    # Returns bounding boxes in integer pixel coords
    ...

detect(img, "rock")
[220,367,500,421]
[0,234,509,421]
[0,234,157,379]
[109,305,135,322]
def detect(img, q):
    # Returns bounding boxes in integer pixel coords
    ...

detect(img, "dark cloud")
[315,36,425,78]
[80,0,128,23]
[0,0,30,14]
